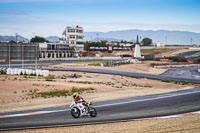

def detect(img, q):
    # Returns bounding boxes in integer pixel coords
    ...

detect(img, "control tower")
[134,35,141,59]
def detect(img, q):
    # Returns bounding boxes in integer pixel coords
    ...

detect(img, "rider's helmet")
[73,92,79,99]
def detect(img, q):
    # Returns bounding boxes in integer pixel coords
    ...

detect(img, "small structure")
[156,41,165,47]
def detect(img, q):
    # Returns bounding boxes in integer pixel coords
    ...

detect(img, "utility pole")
[191,37,193,45]
[22,45,24,69]
[15,33,18,44]
[32,32,36,37]
[9,44,11,68]
[96,33,99,42]
[35,45,38,69]
[166,36,168,45]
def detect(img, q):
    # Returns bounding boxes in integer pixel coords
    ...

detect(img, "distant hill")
[46,36,60,42]
[1,29,200,45]
[84,29,200,45]
[0,35,26,42]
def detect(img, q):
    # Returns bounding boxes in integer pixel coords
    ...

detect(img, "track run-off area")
[0,67,200,131]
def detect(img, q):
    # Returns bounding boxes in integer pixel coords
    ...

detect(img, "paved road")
[44,68,200,83]
[161,67,200,80]
[0,87,200,131]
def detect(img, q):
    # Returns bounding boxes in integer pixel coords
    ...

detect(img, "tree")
[30,36,49,43]
[141,38,152,46]
[84,41,107,51]
[9,40,16,43]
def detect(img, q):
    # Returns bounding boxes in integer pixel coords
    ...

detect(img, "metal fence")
[0,43,39,61]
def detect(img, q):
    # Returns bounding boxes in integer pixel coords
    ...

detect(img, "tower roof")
[136,35,140,44]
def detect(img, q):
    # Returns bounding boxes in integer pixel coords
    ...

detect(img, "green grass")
[45,75,55,81]
[121,83,152,88]
[68,80,115,86]
[88,61,108,66]
[161,79,171,83]
[28,87,95,98]
[141,48,170,54]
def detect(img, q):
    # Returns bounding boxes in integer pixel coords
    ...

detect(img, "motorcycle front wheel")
[89,107,97,117]
[71,107,80,118]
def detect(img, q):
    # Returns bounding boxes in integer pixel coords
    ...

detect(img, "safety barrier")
[1,68,49,76]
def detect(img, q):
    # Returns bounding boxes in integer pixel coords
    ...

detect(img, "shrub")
[45,75,54,81]
[29,87,95,98]
[168,57,187,62]
[196,58,200,64]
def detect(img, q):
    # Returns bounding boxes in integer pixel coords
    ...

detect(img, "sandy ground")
[1,62,200,133]
[45,61,168,75]
[4,114,200,133]
[0,69,198,113]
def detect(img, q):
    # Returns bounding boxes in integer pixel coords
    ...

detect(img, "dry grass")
[0,71,197,113]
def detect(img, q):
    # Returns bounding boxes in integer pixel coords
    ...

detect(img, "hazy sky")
[0,0,200,38]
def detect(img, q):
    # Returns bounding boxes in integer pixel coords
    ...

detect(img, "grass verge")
[28,87,95,98]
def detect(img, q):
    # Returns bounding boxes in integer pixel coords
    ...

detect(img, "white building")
[61,25,84,51]
[156,41,165,47]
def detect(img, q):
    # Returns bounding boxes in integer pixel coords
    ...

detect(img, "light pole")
[9,44,10,68]
[15,33,18,44]
[22,45,24,69]
[96,33,99,42]
[35,45,38,70]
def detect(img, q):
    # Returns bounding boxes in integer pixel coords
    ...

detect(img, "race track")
[0,68,200,131]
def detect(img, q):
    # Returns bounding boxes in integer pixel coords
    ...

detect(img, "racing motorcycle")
[70,101,97,118]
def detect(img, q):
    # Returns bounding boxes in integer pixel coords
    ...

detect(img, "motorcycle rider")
[73,92,91,110]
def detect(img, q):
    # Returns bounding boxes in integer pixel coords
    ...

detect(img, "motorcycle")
[70,101,97,118]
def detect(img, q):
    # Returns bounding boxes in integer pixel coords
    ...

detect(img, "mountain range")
[1,29,200,45]
[0,35,26,42]
[84,29,200,45]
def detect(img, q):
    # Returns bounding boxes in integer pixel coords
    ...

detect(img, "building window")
[70,35,75,39]
[67,29,75,33]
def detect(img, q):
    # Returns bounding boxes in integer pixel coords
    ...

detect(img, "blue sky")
[0,0,200,38]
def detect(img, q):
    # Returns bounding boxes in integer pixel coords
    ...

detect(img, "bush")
[30,87,95,98]
[0,69,6,75]
[45,75,54,81]
[36,89,70,98]
[168,57,187,62]
[196,58,200,64]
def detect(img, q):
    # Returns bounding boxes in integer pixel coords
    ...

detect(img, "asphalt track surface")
[1,87,200,131]
[45,68,200,84]
[0,67,200,131]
